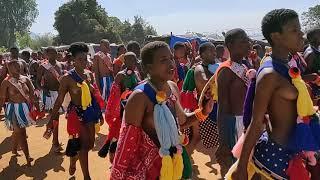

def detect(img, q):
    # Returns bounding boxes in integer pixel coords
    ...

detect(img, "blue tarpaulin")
[169,35,208,49]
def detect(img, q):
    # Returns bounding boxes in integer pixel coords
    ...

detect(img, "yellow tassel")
[77,82,92,110]
[172,153,184,180]
[225,160,273,180]
[160,155,174,180]
[289,68,315,117]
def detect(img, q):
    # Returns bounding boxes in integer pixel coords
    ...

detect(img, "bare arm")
[169,81,213,128]
[216,68,233,144]
[124,90,147,127]
[48,75,69,124]
[93,55,101,91]
[25,77,38,107]
[194,65,210,94]
[36,65,44,89]
[0,80,8,111]
[237,69,277,168]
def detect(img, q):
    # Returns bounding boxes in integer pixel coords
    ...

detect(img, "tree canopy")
[0,0,38,48]
[54,0,157,45]
[302,4,320,30]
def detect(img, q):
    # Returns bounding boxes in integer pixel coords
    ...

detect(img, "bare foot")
[26,157,34,167]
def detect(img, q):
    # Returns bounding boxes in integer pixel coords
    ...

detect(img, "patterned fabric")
[111,124,161,180]
[5,103,35,130]
[216,60,249,86]
[105,83,121,142]
[99,76,113,102]
[252,132,293,179]
[199,117,219,148]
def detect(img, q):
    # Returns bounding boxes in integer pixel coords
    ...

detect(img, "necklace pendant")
[156,91,167,103]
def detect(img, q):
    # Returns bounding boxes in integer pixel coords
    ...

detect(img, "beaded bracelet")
[194,108,208,122]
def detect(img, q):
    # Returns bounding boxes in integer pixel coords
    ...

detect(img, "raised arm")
[93,55,101,92]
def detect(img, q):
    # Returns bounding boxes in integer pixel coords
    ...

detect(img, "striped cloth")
[4,103,35,130]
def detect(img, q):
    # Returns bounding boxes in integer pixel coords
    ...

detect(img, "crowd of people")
[1,8,320,180]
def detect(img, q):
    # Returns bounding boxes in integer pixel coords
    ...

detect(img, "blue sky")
[31,0,319,35]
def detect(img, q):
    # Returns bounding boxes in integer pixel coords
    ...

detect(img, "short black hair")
[261,9,298,46]
[126,41,140,51]
[46,46,57,53]
[199,42,215,55]
[10,47,19,52]
[225,28,247,46]
[21,51,30,58]
[69,42,89,57]
[141,41,169,67]
[173,42,186,50]
[117,44,126,51]
[216,45,224,50]
[100,39,110,45]
[252,44,262,50]
[306,28,320,42]
[124,52,137,61]
[7,60,20,68]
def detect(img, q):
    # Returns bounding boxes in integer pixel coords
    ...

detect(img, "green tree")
[0,0,38,48]
[130,16,157,44]
[30,33,54,50]
[54,0,121,44]
[54,0,157,45]
[16,32,33,49]
[302,5,320,30]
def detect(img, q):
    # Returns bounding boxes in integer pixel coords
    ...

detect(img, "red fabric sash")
[111,123,161,180]
[105,83,121,141]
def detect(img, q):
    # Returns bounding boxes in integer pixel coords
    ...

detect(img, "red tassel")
[286,155,310,180]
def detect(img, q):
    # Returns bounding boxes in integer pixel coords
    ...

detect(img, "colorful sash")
[7,76,31,103]
[68,69,102,124]
[97,51,113,71]
[134,82,192,179]
[41,62,61,81]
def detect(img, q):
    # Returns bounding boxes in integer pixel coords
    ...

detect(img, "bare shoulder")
[84,69,93,76]
[125,89,148,126]
[1,78,9,86]
[115,71,125,84]
[256,67,280,82]
[168,81,180,97]
[60,74,72,83]
[194,64,204,74]
[127,89,148,105]
[21,75,31,82]
[217,67,234,83]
